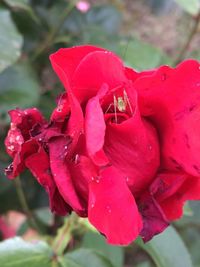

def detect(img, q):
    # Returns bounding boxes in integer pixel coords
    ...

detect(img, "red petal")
[134,60,200,177]
[72,50,127,103]
[25,147,70,216]
[85,96,108,165]
[88,166,142,245]
[151,172,200,220]
[104,104,160,195]
[68,155,98,208]
[50,45,105,90]
[49,137,85,214]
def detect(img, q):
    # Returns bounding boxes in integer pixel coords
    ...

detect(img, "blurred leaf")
[136,262,152,267]
[86,5,121,34]
[64,5,121,36]
[0,9,23,73]
[0,62,40,122]
[82,232,124,267]
[136,226,193,267]
[117,38,172,71]
[63,248,114,267]
[4,0,39,23]
[183,202,194,216]
[0,237,53,267]
[34,207,54,226]
[174,0,200,15]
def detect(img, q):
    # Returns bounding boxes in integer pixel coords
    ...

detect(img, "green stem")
[52,218,73,256]
[174,11,200,65]
[32,0,77,61]
[14,176,40,232]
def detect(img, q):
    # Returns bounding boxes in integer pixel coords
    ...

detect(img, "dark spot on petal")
[169,157,183,170]
[193,165,200,174]
[183,134,190,149]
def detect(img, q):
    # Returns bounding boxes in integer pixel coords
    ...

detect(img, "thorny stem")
[32,0,77,61]
[14,176,40,233]
[174,11,200,65]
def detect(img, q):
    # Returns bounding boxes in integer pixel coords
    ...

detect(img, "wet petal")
[134,60,200,177]
[49,136,85,214]
[88,166,142,245]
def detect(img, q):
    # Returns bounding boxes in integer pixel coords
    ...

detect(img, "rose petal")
[69,155,98,208]
[104,103,160,195]
[151,172,200,220]
[88,166,142,245]
[25,147,70,216]
[72,51,127,103]
[50,45,105,90]
[134,59,200,177]
[85,96,108,165]
[138,192,169,242]
[49,136,85,214]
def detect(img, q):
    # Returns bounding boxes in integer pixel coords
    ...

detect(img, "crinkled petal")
[25,147,70,216]
[5,139,39,179]
[134,59,200,177]
[138,192,169,242]
[151,172,200,220]
[88,166,142,245]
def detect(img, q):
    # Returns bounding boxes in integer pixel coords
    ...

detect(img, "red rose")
[5,45,200,245]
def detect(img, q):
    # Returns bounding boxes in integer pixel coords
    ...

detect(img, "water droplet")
[64,145,68,150]
[16,136,20,141]
[74,154,80,164]
[38,138,42,142]
[8,145,14,151]
[198,66,200,70]
[126,177,129,182]
[91,203,95,208]
[91,177,95,181]
[18,113,22,117]
[106,205,111,213]
[161,73,166,81]
[148,145,152,151]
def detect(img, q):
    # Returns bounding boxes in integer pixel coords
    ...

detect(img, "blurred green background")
[0,1,200,267]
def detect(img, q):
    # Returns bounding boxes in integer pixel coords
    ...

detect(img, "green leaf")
[174,0,200,15]
[82,232,124,267]
[0,9,23,73]
[136,226,193,267]
[0,62,40,122]
[117,38,172,71]
[4,0,39,23]
[0,237,53,267]
[62,248,114,267]
[34,207,54,226]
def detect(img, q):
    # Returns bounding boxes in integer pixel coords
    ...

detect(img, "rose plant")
[4,45,200,245]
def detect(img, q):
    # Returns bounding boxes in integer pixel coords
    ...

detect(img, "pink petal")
[88,166,142,245]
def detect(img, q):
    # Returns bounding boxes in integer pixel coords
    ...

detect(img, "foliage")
[0,0,200,266]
